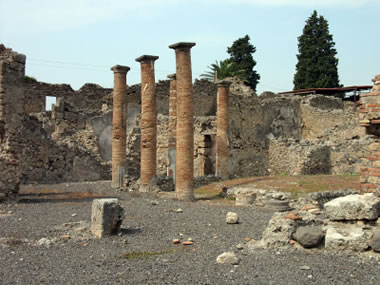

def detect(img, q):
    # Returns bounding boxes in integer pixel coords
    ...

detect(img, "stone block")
[324,193,380,220]
[91,199,124,238]
[325,226,369,251]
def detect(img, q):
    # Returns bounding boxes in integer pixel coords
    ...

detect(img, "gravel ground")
[0,181,379,285]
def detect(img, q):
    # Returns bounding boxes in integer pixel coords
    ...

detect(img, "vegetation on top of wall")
[24,75,37,83]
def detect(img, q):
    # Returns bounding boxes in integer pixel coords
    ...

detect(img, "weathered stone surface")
[325,226,369,251]
[91,199,124,238]
[324,193,380,220]
[293,226,324,248]
[226,212,239,224]
[216,252,239,265]
[370,230,380,252]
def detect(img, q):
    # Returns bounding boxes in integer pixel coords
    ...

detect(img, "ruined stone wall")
[11,55,372,185]
[0,45,25,201]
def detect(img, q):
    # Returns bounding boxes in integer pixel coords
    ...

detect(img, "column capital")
[111,65,130,73]
[169,42,196,51]
[216,80,232,88]
[167,73,176,80]
[135,55,159,63]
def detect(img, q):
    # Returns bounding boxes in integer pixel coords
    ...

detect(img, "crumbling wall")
[0,45,25,201]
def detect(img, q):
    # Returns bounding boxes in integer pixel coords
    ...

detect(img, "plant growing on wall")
[227,35,260,91]
[201,59,247,82]
[293,10,340,90]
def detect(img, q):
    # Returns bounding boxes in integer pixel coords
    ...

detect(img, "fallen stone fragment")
[216,252,239,265]
[183,241,193,245]
[243,237,252,242]
[265,199,292,212]
[283,213,302,220]
[172,239,180,244]
[187,237,193,242]
[176,208,183,213]
[293,226,324,248]
[236,243,244,250]
[91,199,125,238]
[324,193,380,221]
[59,235,71,240]
[370,231,380,252]
[300,266,311,270]
[226,212,239,224]
[325,226,369,251]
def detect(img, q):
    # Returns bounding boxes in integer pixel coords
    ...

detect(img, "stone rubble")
[226,212,239,224]
[216,252,240,265]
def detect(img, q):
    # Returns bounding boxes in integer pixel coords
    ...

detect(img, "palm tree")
[201,59,247,82]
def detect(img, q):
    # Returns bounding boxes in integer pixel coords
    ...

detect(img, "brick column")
[167,73,177,181]
[0,45,25,202]
[135,55,159,192]
[169,42,196,201]
[111,65,130,188]
[215,80,232,180]
[359,74,380,193]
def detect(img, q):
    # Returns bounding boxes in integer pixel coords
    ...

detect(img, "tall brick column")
[167,73,177,181]
[111,65,130,188]
[215,80,232,180]
[359,75,380,194]
[0,45,25,202]
[135,55,159,192]
[169,42,196,201]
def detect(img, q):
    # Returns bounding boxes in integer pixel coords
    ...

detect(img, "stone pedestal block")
[91,199,124,238]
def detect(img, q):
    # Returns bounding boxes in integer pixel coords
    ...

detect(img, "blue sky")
[1,0,379,94]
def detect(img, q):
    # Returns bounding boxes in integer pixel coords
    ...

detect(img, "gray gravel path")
[0,181,379,285]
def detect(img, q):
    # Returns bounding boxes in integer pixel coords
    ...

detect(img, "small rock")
[71,213,77,217]
[182,241,193,245]
[300,266,311,270]
[176,208,183,213]
[60,235,71,240]
[187,237,193,242]
[236,243,244,250]
[226,212,239,224]
[37,238,53,247]
[243,237,252,242]
[216,252,239,265]
[151,201,159,206]
[172,239,180,244]
[293,226,324,248]
[370,231,380,252]
[289,240,296,245]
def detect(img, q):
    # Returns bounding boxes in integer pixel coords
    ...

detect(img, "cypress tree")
[227,35,260,91]
[293,10,340,90]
